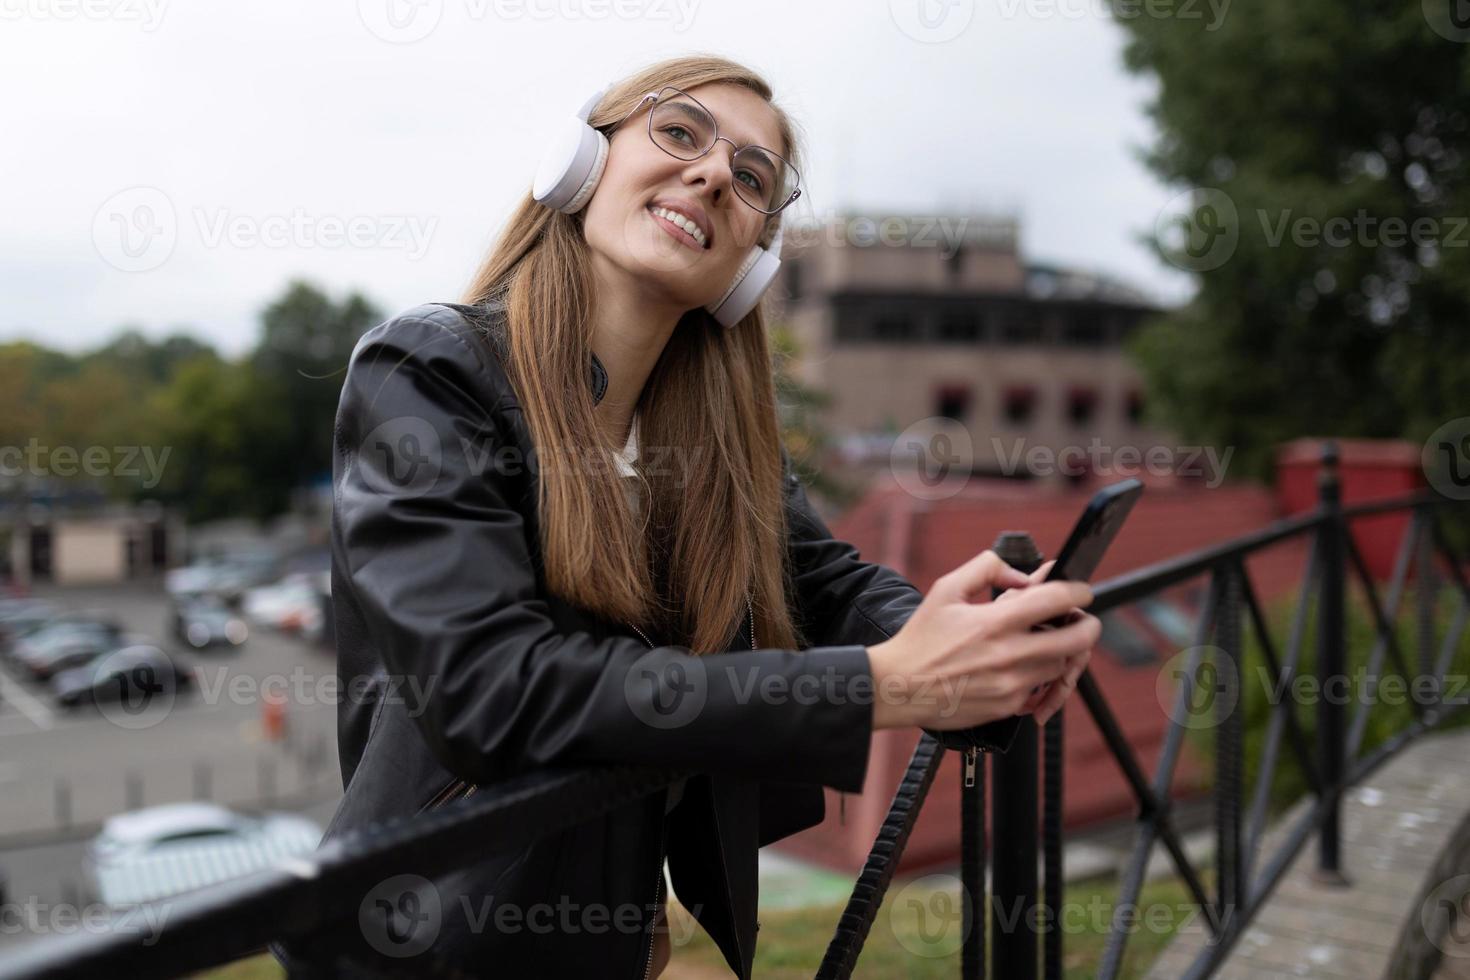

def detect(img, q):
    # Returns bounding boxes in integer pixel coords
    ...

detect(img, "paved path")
[1145,726,1470,979]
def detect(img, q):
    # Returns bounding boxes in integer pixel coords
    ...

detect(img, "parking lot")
[0,579,344,955]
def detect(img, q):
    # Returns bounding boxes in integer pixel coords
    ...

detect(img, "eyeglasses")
[609,86,803,216]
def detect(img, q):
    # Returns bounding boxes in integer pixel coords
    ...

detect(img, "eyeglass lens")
[647,89,798,213]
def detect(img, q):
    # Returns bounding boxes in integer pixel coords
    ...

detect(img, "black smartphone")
[1036,478,1144,628]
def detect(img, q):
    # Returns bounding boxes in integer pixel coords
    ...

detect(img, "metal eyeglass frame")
[606,85,803,216]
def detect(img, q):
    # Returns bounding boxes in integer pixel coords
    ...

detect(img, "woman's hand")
[865,550,1099,731]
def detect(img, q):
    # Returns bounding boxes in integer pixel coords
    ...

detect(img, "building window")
[873,314,913,343]
[998,316,1042,344]
[1066,386,1098,427]
[1061,313,1106,347]
[1125,388,1145,425]
[1002,385,1037,424]
[937,312,981,343]
[935,384,972,421]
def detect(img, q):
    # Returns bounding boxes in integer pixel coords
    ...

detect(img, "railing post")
[990,532,1043,980]
[1313,440,1351,886]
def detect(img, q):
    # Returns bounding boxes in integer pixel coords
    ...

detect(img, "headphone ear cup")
[705,225,784,327]
[532,114,609,214]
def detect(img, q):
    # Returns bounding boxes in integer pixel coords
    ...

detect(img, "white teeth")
[651,206,706,247]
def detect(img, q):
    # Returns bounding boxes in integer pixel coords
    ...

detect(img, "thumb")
[942,549,1031,603]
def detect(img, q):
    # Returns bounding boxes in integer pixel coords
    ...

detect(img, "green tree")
[1115,2,1470,481]
[250,280,383,492]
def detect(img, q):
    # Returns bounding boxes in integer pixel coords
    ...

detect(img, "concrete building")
[3,500,185,586]
[770,212,1174,489]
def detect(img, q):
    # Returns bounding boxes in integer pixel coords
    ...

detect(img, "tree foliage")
[1115,1,1470,480]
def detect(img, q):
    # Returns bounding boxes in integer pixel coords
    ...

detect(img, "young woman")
[271,54,1099,979]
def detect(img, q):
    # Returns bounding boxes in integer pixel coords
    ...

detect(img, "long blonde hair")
[461,55,810,655]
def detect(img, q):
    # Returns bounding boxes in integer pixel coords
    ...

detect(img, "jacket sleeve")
[332,306,876,793]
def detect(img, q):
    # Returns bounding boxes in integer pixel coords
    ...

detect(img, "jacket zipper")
[419,777,478,813]
[628,591,755,980]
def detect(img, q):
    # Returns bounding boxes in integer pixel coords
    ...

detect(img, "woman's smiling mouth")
[647,204,710,251]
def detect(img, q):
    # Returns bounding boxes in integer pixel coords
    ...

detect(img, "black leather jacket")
[270,300,928,979]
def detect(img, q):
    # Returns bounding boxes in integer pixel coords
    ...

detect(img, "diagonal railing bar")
[815,734,946,980]
[1096,571,1228,980]
[1345,510,1421,758]
[1343,532,1423,717]
[1239,546,1323,889]
[1346,530,1422,684]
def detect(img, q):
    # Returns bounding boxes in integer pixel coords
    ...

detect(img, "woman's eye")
[663,125,694,144]
[736,170,765,191]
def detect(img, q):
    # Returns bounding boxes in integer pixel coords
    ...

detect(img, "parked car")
[8,616,125,673]
[13,625,134,681]
[169,596,248,649]
[50,644,194,710]
[0,599,60,654]
[166,551,280,604]
[241,572,328,633]
[85,802,321,907]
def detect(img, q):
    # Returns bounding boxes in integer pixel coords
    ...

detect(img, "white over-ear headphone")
[531,80,786,328]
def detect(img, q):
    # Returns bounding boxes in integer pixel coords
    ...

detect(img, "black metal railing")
[2,440,1467,980]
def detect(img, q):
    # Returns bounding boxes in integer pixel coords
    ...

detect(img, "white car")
[241,572,326,632]
[86,802,322,907]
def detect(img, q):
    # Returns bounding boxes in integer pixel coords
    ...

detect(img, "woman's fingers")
[944,549,1032,603]
[1033,649,1092,726]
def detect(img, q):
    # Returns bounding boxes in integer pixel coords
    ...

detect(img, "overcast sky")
[1,0,1196,358]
